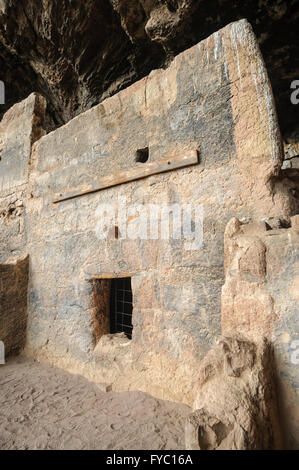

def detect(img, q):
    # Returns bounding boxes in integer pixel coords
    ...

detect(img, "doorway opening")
[91,275,133,343]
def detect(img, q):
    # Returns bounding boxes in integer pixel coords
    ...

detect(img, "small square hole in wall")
[136,147,149,163]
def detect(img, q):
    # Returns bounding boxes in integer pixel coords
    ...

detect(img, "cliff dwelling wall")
[0,93,46,262]
[0,19,297,447]
[20,19,292,403]
[0,93,45,356]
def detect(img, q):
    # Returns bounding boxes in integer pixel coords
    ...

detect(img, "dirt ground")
[0,357,190,450]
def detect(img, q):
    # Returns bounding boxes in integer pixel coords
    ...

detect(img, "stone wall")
[21,19,292,405]
[0,93,46,263]
[221,216,299,449]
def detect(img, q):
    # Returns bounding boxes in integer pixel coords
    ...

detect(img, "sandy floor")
[0,357,190,450]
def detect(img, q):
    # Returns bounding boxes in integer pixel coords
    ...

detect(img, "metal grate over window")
[110,277,133,339]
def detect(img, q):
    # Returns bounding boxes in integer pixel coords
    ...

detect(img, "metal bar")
[110,277,133,339]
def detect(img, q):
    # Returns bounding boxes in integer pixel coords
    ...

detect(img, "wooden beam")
[92,273,133,279]
[53,150,199,203]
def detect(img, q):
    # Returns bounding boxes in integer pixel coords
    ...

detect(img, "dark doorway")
[110,277,133,339]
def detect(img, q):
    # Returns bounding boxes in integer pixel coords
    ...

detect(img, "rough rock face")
[221,216,299,449]
[0,0,165,130]
[185,337,282,450]
[0,0,298,139]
